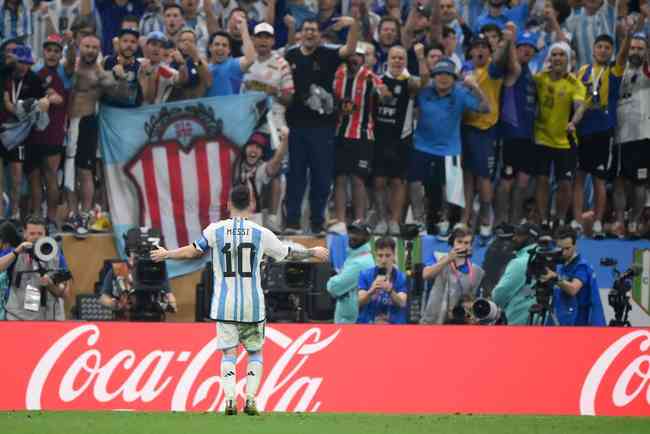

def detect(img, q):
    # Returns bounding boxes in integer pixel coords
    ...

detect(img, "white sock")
[246,352,263,400]
[221,354,237,401]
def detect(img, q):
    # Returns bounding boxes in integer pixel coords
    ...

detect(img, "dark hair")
[442,26,456,38]
[229,184,251,211]
[0,221,20,247]
[228,7,247,22]
[300,18,320,31]
[594,33,614,47]
[209,31,232,48]
[70,15,97,34]
[479,24,502,39]
[121,14,140,27]
[551,0,571,25]
[163,3,184,16]
[425,42,445,56]
[449,223,473,246]
[555,226,577,245]
[378,16,401,38]
[375,236,396,252]
[24,214,47,229]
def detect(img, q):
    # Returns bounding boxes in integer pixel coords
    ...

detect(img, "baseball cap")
[430,58,457,78]
[355,44,367,56]
[12,45,34,65]
[516,32,538,50]
[146,31,168,44]
[253,22,274,36]
[245,132,270,150]
[43,34,64,49]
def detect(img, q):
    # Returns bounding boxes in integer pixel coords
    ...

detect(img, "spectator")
[224,7,247,57]
[169,27,211,101]
[1,215,72,321]
[139,31,187,105]
[410,56,488,238]
[0,0,31,41]
[284,17,358,235]
[0,37,19,219]
[526,0,571,74]
[332,44,387,228]
[441,25,462,71]
[28,35,70,234]
[357,236,408,324]
[565,0,616,68]
[3,45,49,222]
[103,28,142,107]
[491,223,538,325]
[49,0,95,38]
[533,41,586,229]
[495,32,538,227]
[460,25,515,240]
[204,18,255,96]
[374,43,429,236]
[614,22,650,238]
[96,0,144,55]
[372,15,401,73]
[539,227,606,325]
[326,221,375,323]
[439,0,468,62]
[0,221,20,319]
[179,0,212,54]
[231,128,289,231]
[573,31,632,238]
[162,3,186,46]
[420,224,485,324]
[475,0,532,32]
[139,0,164,38]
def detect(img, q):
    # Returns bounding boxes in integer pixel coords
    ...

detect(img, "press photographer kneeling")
[0,216,71,321]
[537,227,606,326]
[99,228,177,321]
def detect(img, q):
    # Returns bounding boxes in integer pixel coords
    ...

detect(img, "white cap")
[253,22,274,36]
[355,44,367,55]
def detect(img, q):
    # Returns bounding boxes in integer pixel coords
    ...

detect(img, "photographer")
[0,222,21,319]
[326,222,375,324]
[420,224,485,325]
[0,216,71,321]
[99,228,177,320]
[357,237,408,324]
[492,224,537,325]
[538,227,606,326]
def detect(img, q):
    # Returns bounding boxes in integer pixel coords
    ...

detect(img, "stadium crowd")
[0,0,649,323]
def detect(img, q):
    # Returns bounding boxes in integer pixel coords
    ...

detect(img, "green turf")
[1,412,649,434]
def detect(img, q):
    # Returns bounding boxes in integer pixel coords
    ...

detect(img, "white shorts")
[216,321,265,352]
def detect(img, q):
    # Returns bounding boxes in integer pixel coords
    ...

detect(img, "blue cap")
[12,45,34,65]
[632,32,647,40]
[146,31,168,44]
[431,58,457,78]
[516,32,538,50]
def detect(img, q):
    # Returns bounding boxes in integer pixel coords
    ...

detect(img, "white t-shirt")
[616,63,650,144]
[151,63,179,105]
[194,216,289,322]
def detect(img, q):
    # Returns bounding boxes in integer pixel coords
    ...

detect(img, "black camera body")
[526,236,564,283]
[400,224,420,241]
[124,227,167,293]
[601,257,639,327]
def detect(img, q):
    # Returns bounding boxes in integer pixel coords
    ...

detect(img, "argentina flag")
[99,93,268,277]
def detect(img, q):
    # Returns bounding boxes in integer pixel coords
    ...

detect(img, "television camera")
[600,257,641,327]
[525,235,564,325]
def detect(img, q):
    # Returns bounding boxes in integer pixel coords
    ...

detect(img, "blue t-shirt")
[553,255,606,326]
[475,4,529,32]
[414,84,480,156]
[357,266,408,324]
[205,58,244,97]
[577,64,622,136]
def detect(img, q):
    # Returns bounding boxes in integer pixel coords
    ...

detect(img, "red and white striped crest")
[125,117,237,250]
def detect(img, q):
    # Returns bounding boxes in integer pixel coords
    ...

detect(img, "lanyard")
[590,65,605,97]
[11,79,24,105]
[450,259,474,295]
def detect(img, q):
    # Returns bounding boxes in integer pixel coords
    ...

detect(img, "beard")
[629,54,643,68]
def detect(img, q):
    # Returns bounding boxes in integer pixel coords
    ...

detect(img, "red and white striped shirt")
[333,64,383,140]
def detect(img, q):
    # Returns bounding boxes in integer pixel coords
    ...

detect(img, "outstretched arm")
[151,244,204,261]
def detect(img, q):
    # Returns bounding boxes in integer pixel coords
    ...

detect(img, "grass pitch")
[1,412,649,434]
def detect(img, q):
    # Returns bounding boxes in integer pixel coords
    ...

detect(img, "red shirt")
[29,64,69,147]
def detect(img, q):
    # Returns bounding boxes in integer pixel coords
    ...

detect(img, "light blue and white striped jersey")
[194,217,289,323]
[139,11,164,37]
[565,2,616,68]
[0,0,31,41]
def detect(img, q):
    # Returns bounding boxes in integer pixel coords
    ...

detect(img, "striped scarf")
[0,1,31,40]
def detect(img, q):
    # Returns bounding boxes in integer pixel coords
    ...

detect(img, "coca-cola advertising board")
[1,322,649,416]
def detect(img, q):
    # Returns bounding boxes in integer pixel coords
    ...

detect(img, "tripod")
[608,290,632,327]
[527,284,559,326]
[404,238,425,323]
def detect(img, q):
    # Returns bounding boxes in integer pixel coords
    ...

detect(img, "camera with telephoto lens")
[472,298,507,325]
[123,227,170,321]
[22,236,72,286]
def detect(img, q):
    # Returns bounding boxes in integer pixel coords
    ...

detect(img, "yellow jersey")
[462,64,503,130]
[533,72,586,149]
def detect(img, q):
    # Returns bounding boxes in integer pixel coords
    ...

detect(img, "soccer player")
[150,185,329,416]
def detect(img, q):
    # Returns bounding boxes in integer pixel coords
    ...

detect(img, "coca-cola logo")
[26,324,340,412]
[580,330,650,415]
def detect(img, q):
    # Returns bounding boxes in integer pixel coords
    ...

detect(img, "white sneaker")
[480,224,493,239]
[327,221,347,235]
[388,221,401,236]
[570,220,583,233]
[265,214,282,234]
[592,220,605,240]
[374,220,388,235]
[436,220,451,242]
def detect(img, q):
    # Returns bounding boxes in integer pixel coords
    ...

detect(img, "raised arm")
[265,127,289,178]
[464,75,490,113]
[239,18,255,72]
[428,0,443,46]
[203,0,220,35]
[337,16,359,58]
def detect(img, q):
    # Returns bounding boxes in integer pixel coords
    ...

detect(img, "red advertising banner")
[1,322,649,416]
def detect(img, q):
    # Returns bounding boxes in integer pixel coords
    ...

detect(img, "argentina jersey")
[193,217,289,323]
